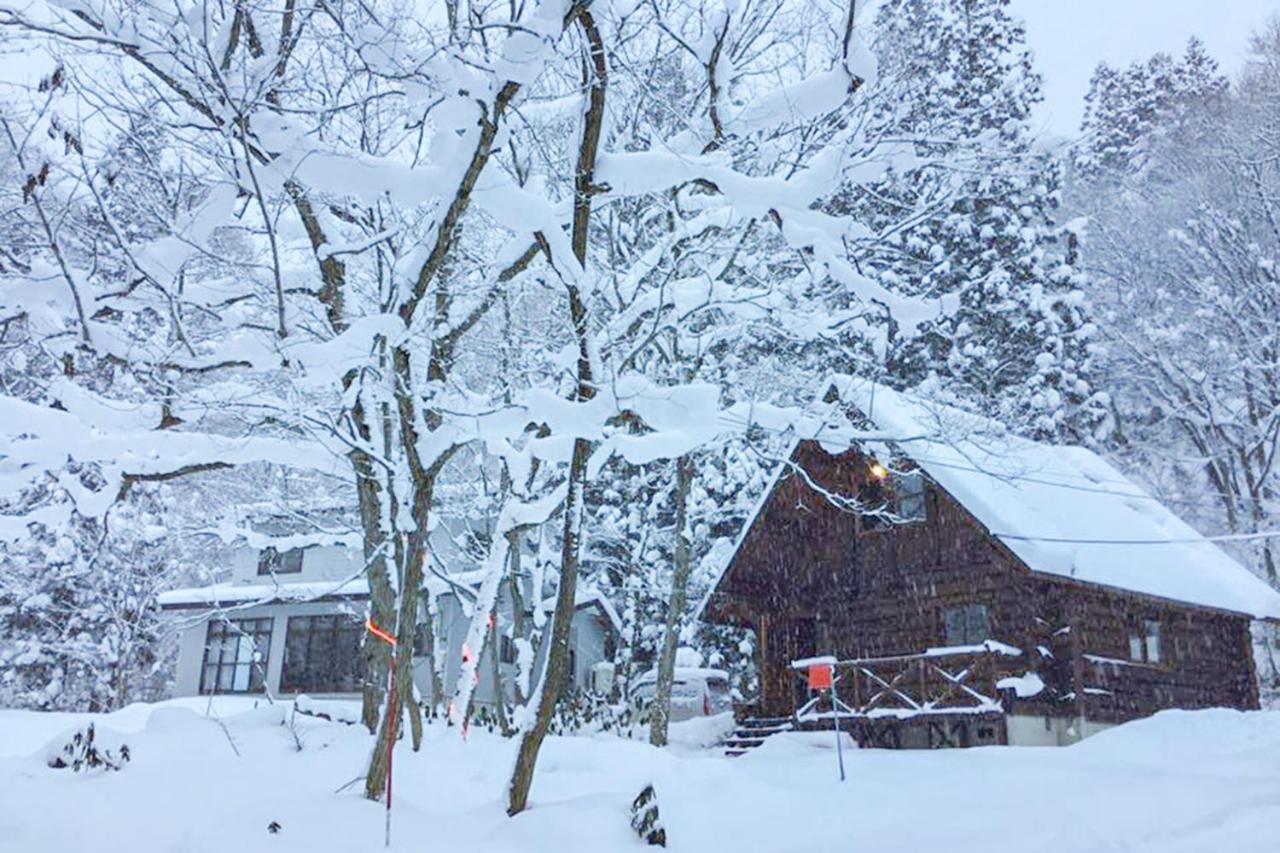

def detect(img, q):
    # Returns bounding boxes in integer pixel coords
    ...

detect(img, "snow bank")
[4,701,1280,853]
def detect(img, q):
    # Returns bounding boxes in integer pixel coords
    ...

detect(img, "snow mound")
[743,730,858,760]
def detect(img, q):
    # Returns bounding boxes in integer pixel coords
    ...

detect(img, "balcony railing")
[789,641,1026,721]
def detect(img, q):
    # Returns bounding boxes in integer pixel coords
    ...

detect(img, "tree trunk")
[649,453,695,747]
[353,439,395,734]
[507,436,590,815]
[507,8,605,817]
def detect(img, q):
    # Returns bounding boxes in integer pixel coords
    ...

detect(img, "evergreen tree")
[1076,38,1229,182]
[849,0,1107,442]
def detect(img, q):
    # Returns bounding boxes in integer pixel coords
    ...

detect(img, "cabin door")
[760,616,817,717]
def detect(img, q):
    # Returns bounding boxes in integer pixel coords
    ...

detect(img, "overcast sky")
[1011,0,1280,139]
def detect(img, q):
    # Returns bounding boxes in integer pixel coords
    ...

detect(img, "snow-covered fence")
[790,642,1027,722]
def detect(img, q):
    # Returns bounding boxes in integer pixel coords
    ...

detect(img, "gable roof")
[707,376,1280,620]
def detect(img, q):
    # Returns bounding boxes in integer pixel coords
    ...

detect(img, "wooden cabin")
[703,378,1280,748]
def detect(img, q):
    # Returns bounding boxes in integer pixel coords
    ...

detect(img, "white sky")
[1011,0,1280,139]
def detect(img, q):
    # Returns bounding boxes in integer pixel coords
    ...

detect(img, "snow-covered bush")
[46,724,130,773]
[548,690,651,739]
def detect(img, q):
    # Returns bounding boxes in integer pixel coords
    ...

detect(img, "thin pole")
[386,655,396,847]
[832,662,845,782]
[367,619,399,848]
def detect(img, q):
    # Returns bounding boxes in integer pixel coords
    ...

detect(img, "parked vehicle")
[630,667,733,721]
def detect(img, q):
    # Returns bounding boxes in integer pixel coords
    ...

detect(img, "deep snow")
[2,699,1279,852]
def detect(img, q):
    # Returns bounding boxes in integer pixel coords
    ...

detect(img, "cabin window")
[280,614,363,693]
[258,546,304,575]
[857,480,891,532]
[200,617,273,694]
[943,604,989,646]
[1128,618,1163,664]
[896,471,926,522]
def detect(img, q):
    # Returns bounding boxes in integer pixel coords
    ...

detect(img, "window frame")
[498,634,517,665]
[257,546,304,576]
[279,613,364,694]
[1128,617,1164,665]
[943,603,990,647]
[200,617,274,694]
[895,469,927,523]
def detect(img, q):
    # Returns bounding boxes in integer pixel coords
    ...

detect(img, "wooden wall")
[708,440,1260,722]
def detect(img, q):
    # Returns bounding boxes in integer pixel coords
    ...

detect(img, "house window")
[200,618,273,694]
[1130,618,1162,664]
[896,471,926,522]
[258,547,304,576]
[943,604,989,646]
[499,634,517,665]
[1145,620,1162,663]
[280,615,363,693]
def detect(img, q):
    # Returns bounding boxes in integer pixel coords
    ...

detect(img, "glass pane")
[282,617,308,692]
[234,634,255,665]
[966,605,989,644]
[1129,633,1144,661]
[944,608,965,646]
[1145,620,1161,663]
[897,472,926,521]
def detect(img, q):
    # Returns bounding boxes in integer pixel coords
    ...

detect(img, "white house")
[160,543,621,707]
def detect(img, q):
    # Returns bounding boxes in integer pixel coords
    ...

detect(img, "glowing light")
[869,462,889,481]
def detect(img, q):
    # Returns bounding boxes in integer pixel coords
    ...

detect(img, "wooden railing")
[790,642,1025,721]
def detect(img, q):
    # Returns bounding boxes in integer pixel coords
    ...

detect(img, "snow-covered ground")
[2,700,1278,852]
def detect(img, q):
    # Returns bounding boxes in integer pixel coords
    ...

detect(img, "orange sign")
[808,663,833,690]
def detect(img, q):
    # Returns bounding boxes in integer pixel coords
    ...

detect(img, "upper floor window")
[258,546,304,576]
[943,603,989,647]
[859,462,926,530]
[896,471,926,522]
[1129,618,1162,664]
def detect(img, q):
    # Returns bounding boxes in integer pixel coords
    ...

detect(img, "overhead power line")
[993,530,1280,546]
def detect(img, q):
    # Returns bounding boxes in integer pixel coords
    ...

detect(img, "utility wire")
[719,411,1278,549]
[993,530,1280,546]
[718,409,1257,513]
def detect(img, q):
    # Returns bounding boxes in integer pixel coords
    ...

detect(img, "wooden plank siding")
[705,440,1260,727]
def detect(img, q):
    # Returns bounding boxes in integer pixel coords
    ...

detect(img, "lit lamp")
[868,462,889,480]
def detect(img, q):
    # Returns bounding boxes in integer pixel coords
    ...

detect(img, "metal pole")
[832,662,845,782]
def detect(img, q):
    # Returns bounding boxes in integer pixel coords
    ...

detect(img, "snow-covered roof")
[539,589,624,636]
[631,666,729,686]
[157,577,369,609]
[711,376,1280,620]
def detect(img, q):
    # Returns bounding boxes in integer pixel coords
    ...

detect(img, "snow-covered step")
[721,716,794,757]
